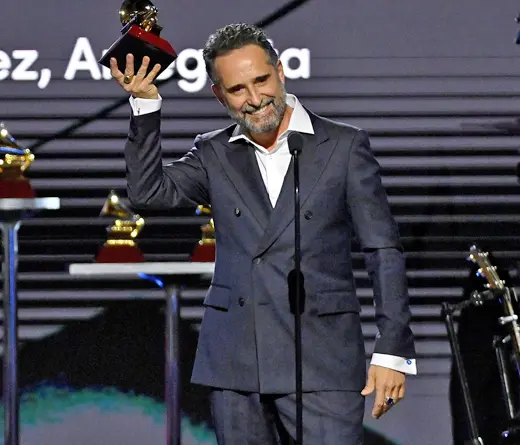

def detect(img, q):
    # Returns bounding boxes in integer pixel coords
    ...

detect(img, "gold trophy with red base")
[95,190,145,263]
[98,0,177,78]
[191,205,215,262]
[0,123,36,198]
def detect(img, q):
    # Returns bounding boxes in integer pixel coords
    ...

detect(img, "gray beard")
[227,87,287,135]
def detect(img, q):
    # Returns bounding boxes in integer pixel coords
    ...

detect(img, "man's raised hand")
[110,54,161,99]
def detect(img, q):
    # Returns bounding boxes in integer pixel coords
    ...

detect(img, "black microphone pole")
[287,132,305,445]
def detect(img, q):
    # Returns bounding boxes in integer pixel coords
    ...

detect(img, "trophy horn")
[100,190,133,219]
[196,204,212,216]
[191,204,215,262]
[0,122,21,149]
[119,0,161,33]
[0,122,35,173]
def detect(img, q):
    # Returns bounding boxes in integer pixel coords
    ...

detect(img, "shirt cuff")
[370,353,417,375]
[129,94,162,116]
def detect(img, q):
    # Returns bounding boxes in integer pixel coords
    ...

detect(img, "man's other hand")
[361,364,405,419]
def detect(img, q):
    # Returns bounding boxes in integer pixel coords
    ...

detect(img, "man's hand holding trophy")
[94,0,177,263]
[111,53,161,99]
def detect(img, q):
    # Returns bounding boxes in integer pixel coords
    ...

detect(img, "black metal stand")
[491,287,520,444]
[287,133,305,445]
[442,298,484,445]
[494,334,516,421]
[443,286,520,445]
[442,288,504,445]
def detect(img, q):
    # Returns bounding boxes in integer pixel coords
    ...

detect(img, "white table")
[0,197,60,445]
[68,261,214,445]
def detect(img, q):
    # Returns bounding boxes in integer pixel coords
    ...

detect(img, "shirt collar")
[228,93,314,145]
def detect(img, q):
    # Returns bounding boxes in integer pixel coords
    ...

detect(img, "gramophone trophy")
[98,0,177,78]
[0,122,36,198]
[96,190,145,263]
[191,205,215,262]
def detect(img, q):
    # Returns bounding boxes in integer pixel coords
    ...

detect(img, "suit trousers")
[209,388,365,445]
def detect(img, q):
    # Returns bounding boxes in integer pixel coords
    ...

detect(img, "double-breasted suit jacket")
[124,107,416,394]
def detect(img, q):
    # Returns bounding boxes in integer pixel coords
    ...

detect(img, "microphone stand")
[288,132,305,444]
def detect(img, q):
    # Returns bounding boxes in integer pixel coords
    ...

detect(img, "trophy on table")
[98,0,177,78]
[96,190,145,263]
[0,122,36,198]
[191,205,215,262]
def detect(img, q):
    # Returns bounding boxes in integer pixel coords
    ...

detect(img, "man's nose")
[247,89,263,107]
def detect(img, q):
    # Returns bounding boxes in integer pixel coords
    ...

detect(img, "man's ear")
[276,60,285,84]
[212,83,225,107]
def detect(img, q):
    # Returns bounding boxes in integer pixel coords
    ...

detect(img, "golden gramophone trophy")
[0,122,36,198]
[191,205,215,262]
[98,0,177,78]
[96,190,145,263]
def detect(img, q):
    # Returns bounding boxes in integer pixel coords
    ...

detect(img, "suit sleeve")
[346,129,416,364]
[124,109,210,209]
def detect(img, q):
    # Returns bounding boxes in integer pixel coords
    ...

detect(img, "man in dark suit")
[110,23,416,445]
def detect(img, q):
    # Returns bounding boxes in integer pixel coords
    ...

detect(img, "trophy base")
[191,242,215,262]
[99,24,177,77]
[95,244,145,263]
[0,178,35,198]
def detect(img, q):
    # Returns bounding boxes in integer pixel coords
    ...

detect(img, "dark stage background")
[2,0,520,444]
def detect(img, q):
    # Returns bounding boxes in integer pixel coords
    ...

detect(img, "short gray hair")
[202,23,279,83]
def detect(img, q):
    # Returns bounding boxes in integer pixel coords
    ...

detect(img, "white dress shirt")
[130,94,418,375]
[228,94,313,207]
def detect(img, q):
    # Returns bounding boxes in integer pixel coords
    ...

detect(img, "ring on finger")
[384,396,395,406]
[123,74,133,84]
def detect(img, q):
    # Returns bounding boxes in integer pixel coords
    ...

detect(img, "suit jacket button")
[238,297,245,306]
[304,210,313,220]
[235,208,241,217]
[253,258,262,265]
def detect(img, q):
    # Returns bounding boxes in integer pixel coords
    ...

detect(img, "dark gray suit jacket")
[124,108,416,394]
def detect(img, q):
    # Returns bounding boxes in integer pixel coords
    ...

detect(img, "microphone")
[288,132,304,155]
[287,131,305,316]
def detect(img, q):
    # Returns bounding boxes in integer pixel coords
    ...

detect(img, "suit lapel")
[255,115,337,256]
[213,138,272,230]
